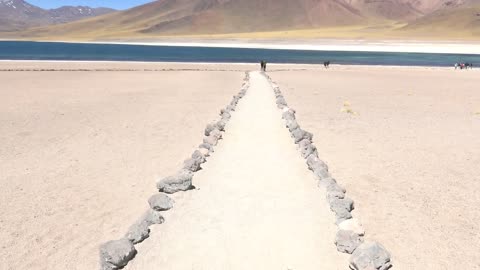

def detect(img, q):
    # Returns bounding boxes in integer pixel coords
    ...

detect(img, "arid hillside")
[0,0,115,32]
[2,0,480,40]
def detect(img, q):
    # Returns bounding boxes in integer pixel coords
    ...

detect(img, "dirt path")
[127,71,348,270]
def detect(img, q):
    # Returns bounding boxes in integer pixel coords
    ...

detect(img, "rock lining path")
[126,72,349,269]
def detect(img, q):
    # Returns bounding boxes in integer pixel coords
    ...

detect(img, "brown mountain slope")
[400,0,480,13]
[399,4,480,38]
[48,6,116,24]
[141,0,368,34]
[0,0,48,31]
[349,0,423,20]
[7,0,480,40]
[16,0,370,38]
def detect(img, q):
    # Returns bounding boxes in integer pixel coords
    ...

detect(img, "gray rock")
[306,154,328,172]
[299,139,311,148]
[221,111,232,121]
[125,221,150,244]
[276,95,286,102]
[328,194,354,224]
[100,238,136,270]
[286,119,299,132]
[349,241,392,270]
[140,209,165,226]
[183,158,202,172]
[198,147,210,157]
[231,95,239,104]
[291,129,313,144]
[226,104,236,112]
[330,197,354,213]
[282,111,296,121]
[291,128,306,143]
[210,129,223,140]
[304,131,314,141]
[276,97,287,107]
[299,139,317,158]
[317,177,337,189]
[326,182,346,194]
[282,107,295,113]
[204,123,216,136]
[327,190,346,202]
[335,230,364,254]
[148,193,174,211]
[336,208,353,224]
[192,150,206,163]
[216,119,227,131]
[313,167,330,180]
[199,143,214,152]
[339,219,365,236]
[203,135,219,146]
[156,170,194,194]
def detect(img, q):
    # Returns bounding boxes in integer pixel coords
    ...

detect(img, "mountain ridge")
[0,0,116,32]
[2,0,480,39]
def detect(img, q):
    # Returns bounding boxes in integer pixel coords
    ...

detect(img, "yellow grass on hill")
[2,0,479,42]
[6,21,480,42]
[398,5,480,39]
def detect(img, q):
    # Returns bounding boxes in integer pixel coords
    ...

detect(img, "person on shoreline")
[260,60,267,72]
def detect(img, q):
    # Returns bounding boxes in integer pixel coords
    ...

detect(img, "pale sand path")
[127,71,349,270]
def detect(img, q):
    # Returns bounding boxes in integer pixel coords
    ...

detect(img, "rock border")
[262,72,392,270]
[99,72,251,270]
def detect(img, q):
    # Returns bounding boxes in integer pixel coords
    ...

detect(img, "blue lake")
[0,41,478,67]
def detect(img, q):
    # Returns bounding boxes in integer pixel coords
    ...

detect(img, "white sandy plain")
[271,67,480,269]
[0,67,244,269]
[1,62,479,270]
[19,39,480,54]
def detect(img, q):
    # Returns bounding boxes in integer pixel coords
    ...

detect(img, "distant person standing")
[260,60,267,72]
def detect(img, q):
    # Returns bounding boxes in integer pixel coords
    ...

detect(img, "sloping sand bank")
[127,72,349,269]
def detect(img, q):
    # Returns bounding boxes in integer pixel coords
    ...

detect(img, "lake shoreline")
[2,38,480,54]
[1,60,477,72]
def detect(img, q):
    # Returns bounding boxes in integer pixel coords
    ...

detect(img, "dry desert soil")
[0,62,479,270]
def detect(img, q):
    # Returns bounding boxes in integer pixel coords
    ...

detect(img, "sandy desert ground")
[1,62,479,270]
[126,71,350,270]
[270,68,480,269]
[0,65,244,269]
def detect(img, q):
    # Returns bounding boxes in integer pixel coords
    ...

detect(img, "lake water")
[0,41,478,67]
